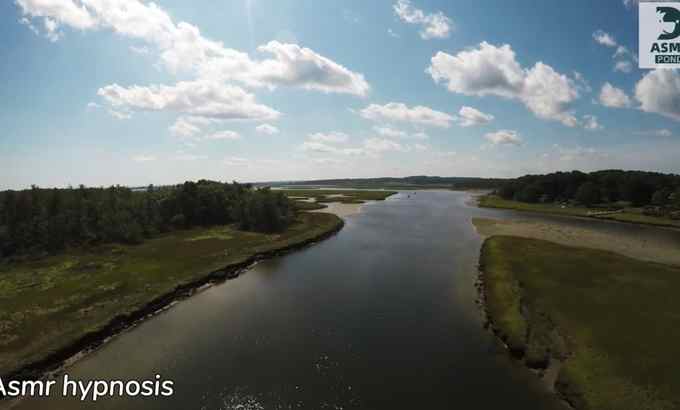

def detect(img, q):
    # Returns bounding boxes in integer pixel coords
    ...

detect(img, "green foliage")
[481,236,680,410]
[575,181,601,206]
[497,170,680,208]
[0,180,294,259]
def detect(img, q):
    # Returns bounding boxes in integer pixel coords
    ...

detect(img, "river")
[11,191,572,409]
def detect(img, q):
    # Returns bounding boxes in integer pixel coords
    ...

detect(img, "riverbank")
[472,217,680,266]
[478,195,680,229]
[478,235,680,410]
[0,212,343,384]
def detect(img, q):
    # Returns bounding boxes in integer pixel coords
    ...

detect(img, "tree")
[652,189,671,206]
[575,182,601,207]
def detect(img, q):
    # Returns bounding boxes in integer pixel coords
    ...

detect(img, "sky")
[2,0,680,189]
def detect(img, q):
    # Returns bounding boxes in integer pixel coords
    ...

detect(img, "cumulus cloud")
[255,123,279,135]
[98,80,280,121]
[635,69,680,121]
[363,137,408,153]
[599,82,632,108]
[614,60,633,73]
[484,130,523,146]
[582,114,603,131]
[373,126,407,138]
[457,106,494,127]
[393,0,452,39]
[108,109,132,120]
[308,132,350,143]
[360,102,454,128]
[204,130,241,140]
[592,30,636,73]
[593,30,617,47]
[169,116,202,138]
[427,42,579,126]
[16,0,370,95]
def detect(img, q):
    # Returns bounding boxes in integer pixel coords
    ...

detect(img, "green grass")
[481,236,680,410]
[278,189,396,204]
[478,195,680,229]
[0,212,342,378]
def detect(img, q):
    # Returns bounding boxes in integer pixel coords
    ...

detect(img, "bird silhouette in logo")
[658,6,680,40]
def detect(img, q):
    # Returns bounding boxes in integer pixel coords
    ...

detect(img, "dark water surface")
[11,191,569,410]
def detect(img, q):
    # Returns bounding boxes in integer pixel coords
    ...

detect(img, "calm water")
[12,191,572,410]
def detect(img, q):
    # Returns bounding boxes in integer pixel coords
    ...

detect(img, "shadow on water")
[10,191,570,410]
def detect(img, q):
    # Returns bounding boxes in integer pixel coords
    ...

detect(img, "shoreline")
[477,195,680,231]
[475,239,576,410]
[0,215,344,389]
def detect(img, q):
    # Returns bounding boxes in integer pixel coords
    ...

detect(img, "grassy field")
[478,195,680,229]
[278,189,396,204]
[480,236,680,410]
[0,212,342,378]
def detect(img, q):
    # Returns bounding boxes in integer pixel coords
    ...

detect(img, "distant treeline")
[266,176,506,190]
[496,170,680,208]
[0,180,294,259]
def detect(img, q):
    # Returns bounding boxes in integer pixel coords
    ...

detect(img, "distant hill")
[261,176,506,190]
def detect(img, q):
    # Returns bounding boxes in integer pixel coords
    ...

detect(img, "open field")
[478,195,680,229]
[278,189,396,203]
[472,218,680,266]
[480,236,680,410]
[0,212,342,379]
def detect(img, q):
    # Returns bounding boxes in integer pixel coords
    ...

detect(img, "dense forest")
[496,170,680,211]
[0,180,294,259]
[265,175,506,190]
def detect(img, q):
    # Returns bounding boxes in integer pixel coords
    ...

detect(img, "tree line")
[0,180,294,259]
[496,170,680,210]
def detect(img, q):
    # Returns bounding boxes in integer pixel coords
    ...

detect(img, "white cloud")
[255,123,279,135]
[98,80,280,121]
[427,42,579,126]
[613,45,630,59]
[593,30,617,47]
[204,130,241,140]
[308,131,349,143]
[108,109,132,120]
[655,129,673,137]
[86,101,101,110]
[169,116,202,138]
[614,60,633,73]
[411,132,429,140]
[132,155,156,162]
[171,151,207,161]
[387,28,400,38]
[16,0,97,36]
[582,114,603,131]
[130,45,150,55]
[360,102,454,128]
[393,0,452,39]
[373,126,407,138]
[599,82,632,108]
[484,130,523,146]
[16,0,370,96]
[363,137,407,153]
[635,69,680,121]
[457,106,494,127]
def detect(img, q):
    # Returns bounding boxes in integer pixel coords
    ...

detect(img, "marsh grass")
[481,236,680,409]
[0,212,342,378]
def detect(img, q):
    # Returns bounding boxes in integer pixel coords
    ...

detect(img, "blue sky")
[2,0,679,189]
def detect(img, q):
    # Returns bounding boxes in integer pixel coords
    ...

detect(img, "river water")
[11,191,572,410]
